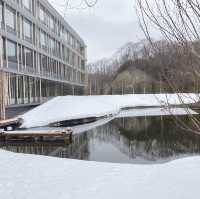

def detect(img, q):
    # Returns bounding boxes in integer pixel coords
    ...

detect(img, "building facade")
[0,0,86,106]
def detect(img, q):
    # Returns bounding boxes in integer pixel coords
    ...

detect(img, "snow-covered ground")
[0,149,200,199]
[20,94,199,128]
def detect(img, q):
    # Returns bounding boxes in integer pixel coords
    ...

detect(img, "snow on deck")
[0,149,200,199]
[20,94,199,128]
[117,107,198,118]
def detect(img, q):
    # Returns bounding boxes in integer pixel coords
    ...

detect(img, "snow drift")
[1,149,200,199]
[20,93,199,128]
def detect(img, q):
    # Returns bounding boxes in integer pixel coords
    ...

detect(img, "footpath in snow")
[20,93,199,128]
[0,149,200,199]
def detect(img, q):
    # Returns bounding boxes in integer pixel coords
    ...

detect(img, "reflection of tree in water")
[0,133,90,160]
[85,116,200,163]
[111,116,200,162]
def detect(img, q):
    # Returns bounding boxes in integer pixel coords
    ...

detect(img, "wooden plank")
[0,118,22,129]
[0,128,73,142]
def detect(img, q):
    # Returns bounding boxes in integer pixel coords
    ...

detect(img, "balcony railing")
[3,60,85,86]
[6,26,17,35]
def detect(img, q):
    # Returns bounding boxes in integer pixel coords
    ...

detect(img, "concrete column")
[0,71,6,120]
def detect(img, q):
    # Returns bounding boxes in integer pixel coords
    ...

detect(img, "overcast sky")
[49,0,148,62]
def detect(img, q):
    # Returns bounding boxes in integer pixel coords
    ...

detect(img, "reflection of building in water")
[61,133,90,160]
[0,142,66,156]
[92,116,200,163]
[0,133,90,160]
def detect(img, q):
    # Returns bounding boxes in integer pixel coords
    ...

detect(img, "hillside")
[87,40,199,94]
[87,39,151,75]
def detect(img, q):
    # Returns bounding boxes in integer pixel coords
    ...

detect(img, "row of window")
[38,2,84,53]
[5,0,85,55]
[8,74,84,105]
[0,3,33,41]
[0,2,85,71]
[2,38,85,84]
[39,30,84,68]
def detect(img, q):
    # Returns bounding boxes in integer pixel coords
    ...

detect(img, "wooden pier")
[0,128,73,143]
[0,118,22,130]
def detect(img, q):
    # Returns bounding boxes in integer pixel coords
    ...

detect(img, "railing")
[6,26,17,35]
[2,61,85,86]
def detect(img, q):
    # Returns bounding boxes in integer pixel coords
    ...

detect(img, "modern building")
[0,0,87,107]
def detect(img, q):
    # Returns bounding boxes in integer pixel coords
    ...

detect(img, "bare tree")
[136,0,200,61]
[62,0,98,10]
[136,0,200,134]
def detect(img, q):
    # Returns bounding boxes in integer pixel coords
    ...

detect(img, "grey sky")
[49,0,146,62]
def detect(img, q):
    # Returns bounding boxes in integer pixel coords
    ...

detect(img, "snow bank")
[0,149,200,199]
[20,93,199,128]
[117,107,198,118]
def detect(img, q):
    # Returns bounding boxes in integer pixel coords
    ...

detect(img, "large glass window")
[5,6,16,33]
[7,40,17,63]
[39,5,45,22]
[2,37,6,64]
[40,30,47,50]
[50,37,55,54]
[22,0,32,11]
[24,48,33,69]
[0,1,4,28]
[42,55,47,73]
[64,30,68,42]
[66,48,70,63]
[49,15,54,31]
[23,19,32,42]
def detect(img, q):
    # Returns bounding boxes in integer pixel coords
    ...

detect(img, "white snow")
[117,107,198,118]
[0,149,200,199]
[24,107,197,135]
[20,93,199,128]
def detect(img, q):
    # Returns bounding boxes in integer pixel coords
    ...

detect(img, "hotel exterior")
[0,0,87,107]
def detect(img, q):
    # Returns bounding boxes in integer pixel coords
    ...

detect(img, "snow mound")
[20,93,199,128]
[0,149,200,199]
[117,107,198,118]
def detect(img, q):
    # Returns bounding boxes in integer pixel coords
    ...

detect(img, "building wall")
[0,0,87,106]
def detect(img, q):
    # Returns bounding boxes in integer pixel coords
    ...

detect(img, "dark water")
[1,114,200,164]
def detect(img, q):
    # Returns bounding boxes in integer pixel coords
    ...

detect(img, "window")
[50,37,55,54]
[39,5,45,22]
[49,15,54,31]
[0,1,4,28]
[24,48,33,69]
[7,40,17,63]
[22,0,32,11]
[42,55,47,73]
[5,6,16,33]
[71,52,75,66]
[7,40,17,70]
[81,60,85,70]
[2,37,6,62]
[64,30,68,42]
[23,19,32,42]
[40,31,47,50]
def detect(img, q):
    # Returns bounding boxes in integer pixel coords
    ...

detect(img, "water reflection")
[1,115,200,164]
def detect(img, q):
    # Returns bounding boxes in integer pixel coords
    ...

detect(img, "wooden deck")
[0,118,22,130]
[0,128,73,142]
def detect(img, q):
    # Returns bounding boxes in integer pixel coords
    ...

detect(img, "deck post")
[0,71,7,120]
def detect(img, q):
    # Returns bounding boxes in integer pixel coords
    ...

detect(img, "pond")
[1,108,200,164]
